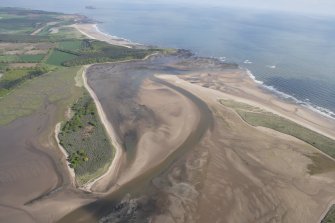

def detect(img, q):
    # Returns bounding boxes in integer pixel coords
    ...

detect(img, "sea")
[2,0,335,118]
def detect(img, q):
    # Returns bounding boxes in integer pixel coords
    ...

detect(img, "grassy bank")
[0,66,53,97]
[58,92,115,185]
[0,67,81,125]
[219,99,335,174]
[322,205,335,223]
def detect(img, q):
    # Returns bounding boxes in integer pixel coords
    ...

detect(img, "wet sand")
[0,102,72,222]
[82,59,201,193]
[156,70,335,222]
[0,101,90,222]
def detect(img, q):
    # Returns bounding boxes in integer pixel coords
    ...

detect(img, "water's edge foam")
[94,24,142,46]
[244,68,335,120]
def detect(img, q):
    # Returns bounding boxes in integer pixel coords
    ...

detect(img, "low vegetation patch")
[0,66,52,97]
[322,205,335,223]
[58,93,114,185]
[220,99,335,173]
[46,49,78,66]
[18,54,45,63]
[0,67,81,125]
[60,40,160,66]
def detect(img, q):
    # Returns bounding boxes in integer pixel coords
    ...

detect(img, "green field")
[50,27,86,40]
[58,40,84,51]
[58,93,114,185]
[60,40,159,66]
[46,49,78,66]
[220,99,335,173]
[0,55,18,63]
[18,54,45,62]
[0,63,6,71]
[0,8,60,34]
[0,67,81,125]
[0,67,53,97]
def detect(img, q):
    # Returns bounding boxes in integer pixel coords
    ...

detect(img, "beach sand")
[171,69,335,140]
[72,23,141,48]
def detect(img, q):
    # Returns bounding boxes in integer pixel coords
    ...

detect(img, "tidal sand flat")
[59,54,335,223]
[159,72,335,223]
[82,57,201,193]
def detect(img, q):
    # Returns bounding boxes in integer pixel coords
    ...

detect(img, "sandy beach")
[80,65,125,192]
[169,69,335,140]
[72,23,141,48]
[54,123,76,186]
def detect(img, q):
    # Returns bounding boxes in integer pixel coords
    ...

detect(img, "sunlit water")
[2,0,335,117]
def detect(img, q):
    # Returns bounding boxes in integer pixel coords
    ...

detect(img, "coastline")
[54,123,76,186]
[74,21,335,121]
[71,21,335,222]
[72,23,141,48]
[244,68,335,120]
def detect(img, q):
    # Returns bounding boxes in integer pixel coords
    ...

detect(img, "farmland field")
[46,49,78,66]
[0,55,18,62]
[18,54,45,62]
[58,40,83,51]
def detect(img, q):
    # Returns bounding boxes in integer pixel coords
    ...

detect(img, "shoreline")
[81,65,124,193]
[72,23,141,48]
[244,68,335,120]
[54,66,125,193]
[75,22,335,121]
[72,20,335,221]
[318,201,335,223]
[54,122,76,186]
